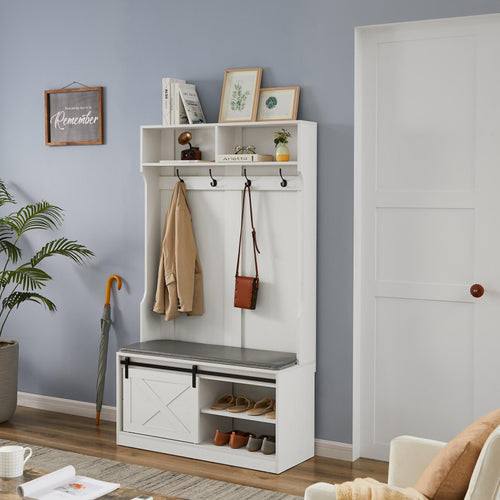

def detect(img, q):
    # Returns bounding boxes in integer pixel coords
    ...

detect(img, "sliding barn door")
[354,14,500,460]
[123,367,199,443]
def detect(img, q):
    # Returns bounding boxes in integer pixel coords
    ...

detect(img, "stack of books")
[162,78,206,125]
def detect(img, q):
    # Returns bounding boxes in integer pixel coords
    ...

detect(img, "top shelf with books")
[140,121,315,169]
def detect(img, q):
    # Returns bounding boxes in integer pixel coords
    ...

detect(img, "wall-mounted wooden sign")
[45,87,103,146]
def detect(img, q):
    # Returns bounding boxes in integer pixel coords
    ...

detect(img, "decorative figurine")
[234,145,256,155]
[178,131,202,160]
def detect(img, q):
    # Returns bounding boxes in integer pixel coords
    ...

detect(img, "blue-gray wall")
[1,0,499,445]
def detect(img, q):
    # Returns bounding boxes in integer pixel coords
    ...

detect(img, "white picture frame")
[257,86,300,121]
[218,68,262,123]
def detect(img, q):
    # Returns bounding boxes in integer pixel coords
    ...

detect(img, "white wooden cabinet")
[117,120,317,473]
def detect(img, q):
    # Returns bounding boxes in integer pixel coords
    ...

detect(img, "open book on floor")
[17,465,119,500]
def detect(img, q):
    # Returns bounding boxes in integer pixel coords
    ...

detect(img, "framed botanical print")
[257,87,300,121]
[218,68,262,123]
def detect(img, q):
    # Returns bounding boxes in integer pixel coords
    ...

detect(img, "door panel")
[376,36,476,192]
[355,14,500,460]
[374,297,474,443]
[376,208,474,284]
[123,367,198,443]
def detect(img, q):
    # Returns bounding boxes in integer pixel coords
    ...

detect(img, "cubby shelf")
[140,121,308,165]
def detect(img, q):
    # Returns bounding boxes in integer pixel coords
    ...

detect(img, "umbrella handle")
[105,275,122,306]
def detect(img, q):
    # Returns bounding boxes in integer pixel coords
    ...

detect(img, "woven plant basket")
[0,340,18,423]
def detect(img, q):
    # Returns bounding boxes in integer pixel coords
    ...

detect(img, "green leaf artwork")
[230,84,250,111]
[266,96,278,109]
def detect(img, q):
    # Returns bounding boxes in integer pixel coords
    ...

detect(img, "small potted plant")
[0,179,93,423]
[274,128,291,162]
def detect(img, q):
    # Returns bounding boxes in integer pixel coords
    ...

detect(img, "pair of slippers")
[213,429,256,448]
[248,397,275,418]
[213,430,275,454]
[210,394,276,418]
[210,394,254,413]
[246,435,275,454]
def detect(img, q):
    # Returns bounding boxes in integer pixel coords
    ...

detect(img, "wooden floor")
[0,407,388,497]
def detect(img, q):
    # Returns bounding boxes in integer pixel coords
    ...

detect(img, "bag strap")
[235,184,260,278]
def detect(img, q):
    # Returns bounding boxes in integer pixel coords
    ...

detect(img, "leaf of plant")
[0,239,22,263]
[2,291,56,312]
[3,266,51,290]
[0,180,15,207]
[4,202,64,236]
[30,237,94,266]
[0,223,13,237]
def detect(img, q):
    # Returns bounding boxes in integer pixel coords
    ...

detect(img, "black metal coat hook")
[176,168,184,183]
[279,168,288,188]
[243,168,251,186]
[209,168,217,187]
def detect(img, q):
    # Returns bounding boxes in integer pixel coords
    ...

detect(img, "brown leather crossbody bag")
[234,183,260,309]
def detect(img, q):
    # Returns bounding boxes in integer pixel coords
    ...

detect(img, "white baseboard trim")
[17,392,116,423]
[17,392,353,461]
[315,438,353,461]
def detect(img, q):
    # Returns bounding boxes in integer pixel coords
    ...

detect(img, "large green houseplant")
[0,179,93,422]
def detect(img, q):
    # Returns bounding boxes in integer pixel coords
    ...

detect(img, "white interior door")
[354,14,500,460]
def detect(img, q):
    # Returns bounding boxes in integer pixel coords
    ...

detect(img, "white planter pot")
[0,340,18,423]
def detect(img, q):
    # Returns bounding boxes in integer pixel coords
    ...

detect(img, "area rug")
[0,439,302,500]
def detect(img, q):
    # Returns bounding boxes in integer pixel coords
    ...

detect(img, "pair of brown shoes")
[213,429,256,448]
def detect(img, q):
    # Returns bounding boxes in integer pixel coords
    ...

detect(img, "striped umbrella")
[96,275,121,425]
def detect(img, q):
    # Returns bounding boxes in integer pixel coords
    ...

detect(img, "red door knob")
[470,284,485,298]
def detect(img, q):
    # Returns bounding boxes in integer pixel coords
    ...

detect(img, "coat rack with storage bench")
[116,120,317,473]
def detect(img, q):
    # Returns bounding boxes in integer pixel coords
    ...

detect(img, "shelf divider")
[201,407,276,424]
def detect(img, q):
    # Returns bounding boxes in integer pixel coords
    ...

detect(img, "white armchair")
[304,425,500,500]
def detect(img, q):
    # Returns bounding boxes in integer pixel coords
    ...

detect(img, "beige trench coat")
[153,181,203,321]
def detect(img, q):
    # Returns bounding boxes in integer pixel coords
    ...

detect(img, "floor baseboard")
[17,392,116,424]
[314,438,353,461]
[17,392,353,461]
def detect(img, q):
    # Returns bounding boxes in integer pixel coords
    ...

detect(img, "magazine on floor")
[17,465,119,499]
